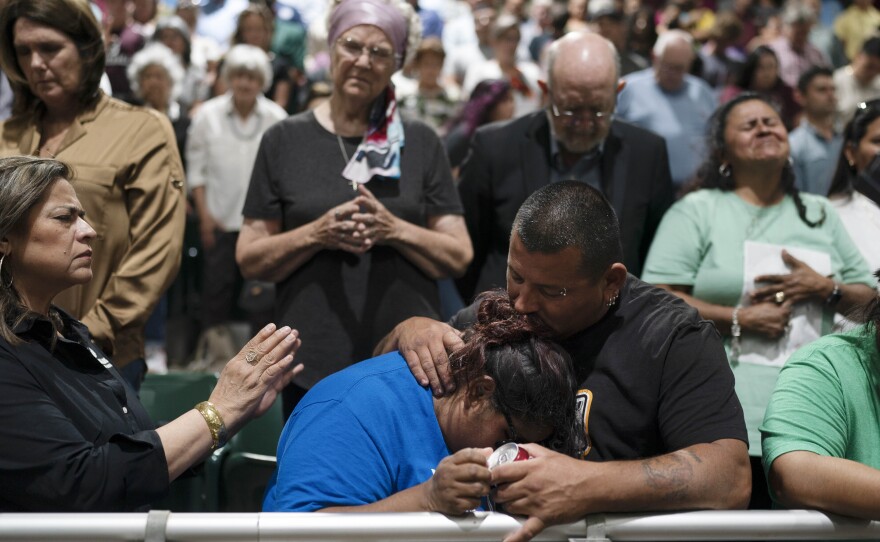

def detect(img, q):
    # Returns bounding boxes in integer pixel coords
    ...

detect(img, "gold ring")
[775,291,786,304]
[245,350,259,365]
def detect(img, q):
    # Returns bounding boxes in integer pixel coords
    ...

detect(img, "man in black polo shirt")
[376,181,749,542]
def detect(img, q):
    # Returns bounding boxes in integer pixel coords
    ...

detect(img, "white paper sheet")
[737,241,831,367]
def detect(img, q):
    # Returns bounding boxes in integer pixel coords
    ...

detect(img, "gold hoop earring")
[0,254,12,288]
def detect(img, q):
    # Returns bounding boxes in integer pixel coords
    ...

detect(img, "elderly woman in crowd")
[263,289,580,512]
[0,156,303,511]
[462,13,543,118]
[827,99,880,275]
[127,43,189,161]
[225,3,292,111]
[0,0,186,388]
[187,44,288,338]
[762,271,880,518]
[237,0,472,418]
[642,92,875,508]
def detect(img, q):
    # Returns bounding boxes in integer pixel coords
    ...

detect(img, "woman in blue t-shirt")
[263,289,581,513]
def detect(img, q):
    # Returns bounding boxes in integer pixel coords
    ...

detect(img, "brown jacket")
[0,93,186,367]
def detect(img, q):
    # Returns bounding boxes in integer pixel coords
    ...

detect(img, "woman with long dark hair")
[720,46,800,129]
[826,99,880,275]
[643,92,874,508]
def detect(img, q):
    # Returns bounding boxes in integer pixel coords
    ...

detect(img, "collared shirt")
[548,116,605,189]
[616,69,717,186]
[0,309,167,511]
[186,93,288,231]
[789,120,843,196]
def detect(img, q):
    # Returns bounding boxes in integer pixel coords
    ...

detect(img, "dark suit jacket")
[455,111,674,302]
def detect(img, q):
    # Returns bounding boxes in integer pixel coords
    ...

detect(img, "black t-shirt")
[243,111,463,387]
[450,276,747,460]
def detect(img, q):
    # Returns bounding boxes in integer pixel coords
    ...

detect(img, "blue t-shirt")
[262,352,450,511]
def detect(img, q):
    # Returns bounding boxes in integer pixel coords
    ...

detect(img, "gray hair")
[326,0,422,69]
[652,29,694,58]
[127,43,185,103]
[221,44,274,92]
[546,32,621,90]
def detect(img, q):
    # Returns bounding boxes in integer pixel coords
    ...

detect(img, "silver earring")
[607,292,619,307]
[718,163,731,177]
[0,254,12,288]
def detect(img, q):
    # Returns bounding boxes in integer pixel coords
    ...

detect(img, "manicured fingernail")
[285,333,296,342]
[278,325,291,334]
[264,323,276,332]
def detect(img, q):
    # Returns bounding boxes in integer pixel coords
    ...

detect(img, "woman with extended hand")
[0,156,303,512]
[263,289,580,513]
[0,0,186,388]
[642,92,875,508]
[237,0,472,418]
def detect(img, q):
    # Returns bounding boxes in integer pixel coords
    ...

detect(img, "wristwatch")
[825,281,842,308]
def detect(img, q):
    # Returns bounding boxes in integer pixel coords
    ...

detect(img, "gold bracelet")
[194,401,228,450]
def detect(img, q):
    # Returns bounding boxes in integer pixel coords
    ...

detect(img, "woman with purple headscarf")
[237,0,473,419]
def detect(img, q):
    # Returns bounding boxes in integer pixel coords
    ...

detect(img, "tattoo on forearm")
[642,453,695,503]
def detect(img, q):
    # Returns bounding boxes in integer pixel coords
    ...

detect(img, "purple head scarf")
[327,0,409,69]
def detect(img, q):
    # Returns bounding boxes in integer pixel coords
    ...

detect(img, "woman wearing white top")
[462,13,543,118]
[828,99,880,280]
[186,44,288,334]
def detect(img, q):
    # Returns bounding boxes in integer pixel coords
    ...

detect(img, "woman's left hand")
[751,250,833,306]
[350,184,401,249]
[208,324,304,435]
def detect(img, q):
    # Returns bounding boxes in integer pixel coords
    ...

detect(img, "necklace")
[227,111,262,141]
[336,134,360,190]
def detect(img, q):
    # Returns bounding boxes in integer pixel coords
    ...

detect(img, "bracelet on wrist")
[730,305,742,362]
[194,401,228,450]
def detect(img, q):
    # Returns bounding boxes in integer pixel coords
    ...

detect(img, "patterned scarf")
[342,85,405,186]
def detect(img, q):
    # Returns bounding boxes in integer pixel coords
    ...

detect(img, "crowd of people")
[0,0,880,540]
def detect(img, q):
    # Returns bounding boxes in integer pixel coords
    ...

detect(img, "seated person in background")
[263,289,581,513]
[762,274,880,518]
[0,156,303,511]
[378,181,750,542]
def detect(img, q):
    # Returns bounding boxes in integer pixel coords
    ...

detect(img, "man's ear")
[0,237,9,256]
[793,88,806,107]
[464,375,497,408]
[603,262,628,292]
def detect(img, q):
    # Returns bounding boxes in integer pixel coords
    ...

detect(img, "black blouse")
[0,309,168,511]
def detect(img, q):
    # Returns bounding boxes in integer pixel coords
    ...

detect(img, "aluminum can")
[488,442,530,470]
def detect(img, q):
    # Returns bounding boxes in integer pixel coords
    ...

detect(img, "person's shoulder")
[259,96,289,121]
[786,325,874,371]
[609,118,665,146]
[622,67,653,86]
[621,276,712,332]
[685,73,715,96]
[262,109,313,138]
[473,111,546,142]
[304,352,415,404]
[401,116,442,140]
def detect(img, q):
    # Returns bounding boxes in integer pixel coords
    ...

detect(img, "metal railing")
[2,510,880,541]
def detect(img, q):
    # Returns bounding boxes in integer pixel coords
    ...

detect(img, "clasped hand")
[318,185,399,254]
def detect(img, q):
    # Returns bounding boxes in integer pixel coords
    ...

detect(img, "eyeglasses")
[549,102,614,125]
[336,36,399,66]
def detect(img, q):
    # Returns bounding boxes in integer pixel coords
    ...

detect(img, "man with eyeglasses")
[376,181,750,542]
[615,29,717,188]
[455,31,674,303]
